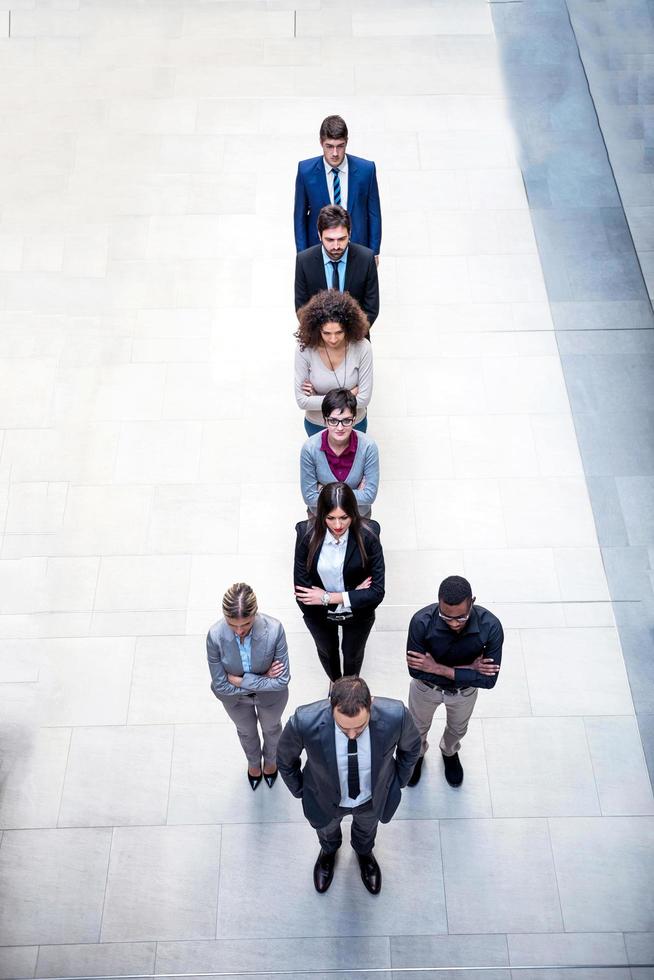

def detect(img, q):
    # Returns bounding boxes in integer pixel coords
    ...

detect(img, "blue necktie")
[330,261,340,290]
[331,167,341,206]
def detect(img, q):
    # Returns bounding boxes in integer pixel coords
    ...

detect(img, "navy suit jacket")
[294,242,379,326]
[293,153,382,254]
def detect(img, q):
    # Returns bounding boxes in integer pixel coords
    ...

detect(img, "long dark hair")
[305,482,368,571]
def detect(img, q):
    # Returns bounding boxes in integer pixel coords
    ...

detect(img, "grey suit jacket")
[206,613,290,699]
[300,430,379,517]
[277,697,420,829]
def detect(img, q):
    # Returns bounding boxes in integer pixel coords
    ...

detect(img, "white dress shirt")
[334,723,372,807]
[323,155,349,210]
[316,530,352,612]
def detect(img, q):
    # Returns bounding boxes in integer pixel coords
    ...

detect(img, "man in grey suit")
[277,676,420,894]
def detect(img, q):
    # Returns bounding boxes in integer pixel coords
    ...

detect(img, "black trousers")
[303,612,375,681]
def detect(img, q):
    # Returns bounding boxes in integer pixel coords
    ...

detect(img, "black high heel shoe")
[247,769,263,791]
[263,768,278,788]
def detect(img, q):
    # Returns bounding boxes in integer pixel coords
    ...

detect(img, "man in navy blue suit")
[294,115,382,260]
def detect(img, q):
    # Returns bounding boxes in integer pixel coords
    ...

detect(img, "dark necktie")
[347,737,360,799]
[330,260,340,291]
[331,167,341,206]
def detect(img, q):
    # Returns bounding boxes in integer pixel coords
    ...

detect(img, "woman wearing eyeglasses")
[206,583,291,791]
[294,482,385,682]
[300,388,379,518]
[295,289,373,437]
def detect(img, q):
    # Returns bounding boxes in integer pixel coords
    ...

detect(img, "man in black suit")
[277,676,420,895]
[294,205,379,329]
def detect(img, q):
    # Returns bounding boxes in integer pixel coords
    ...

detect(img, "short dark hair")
[330,676,371,716]
[294,289,368,350]
[322,388,357,419]
[320,115,348,142]
[317,204,351,236]
[438,575,473,606]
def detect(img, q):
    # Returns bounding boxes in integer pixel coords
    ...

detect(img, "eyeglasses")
[325,417,355,428]
[438,606,472,624]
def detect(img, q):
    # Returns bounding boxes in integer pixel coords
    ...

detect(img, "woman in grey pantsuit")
[206,583,290,791]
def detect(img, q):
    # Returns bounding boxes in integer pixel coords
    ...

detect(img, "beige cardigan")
[294,339,373,425]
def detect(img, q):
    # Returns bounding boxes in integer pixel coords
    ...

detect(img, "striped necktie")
[331,167,341,206]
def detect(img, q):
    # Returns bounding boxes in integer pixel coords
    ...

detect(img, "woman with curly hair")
[294,289,373,436]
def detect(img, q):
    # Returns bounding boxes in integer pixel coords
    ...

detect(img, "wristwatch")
[321,592,331,606]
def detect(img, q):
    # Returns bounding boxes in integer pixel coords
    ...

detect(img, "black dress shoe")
[247,771,263,791]
[442,751,463,787]
[263,769,278,788]
[357,851,382,895]
[313,849,337,893]
[407,755,424,787]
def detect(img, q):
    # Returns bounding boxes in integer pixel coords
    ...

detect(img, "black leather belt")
[421,680,460,693]
[327,612,353,622]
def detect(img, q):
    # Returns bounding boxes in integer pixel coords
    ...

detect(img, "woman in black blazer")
[294,482,385,681]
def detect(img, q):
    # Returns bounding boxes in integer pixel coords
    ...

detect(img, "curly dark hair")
[294,289,369,350]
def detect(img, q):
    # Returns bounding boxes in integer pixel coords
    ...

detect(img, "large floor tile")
[35,942,156,980]
[440,818,563,933]
[38,637,134,727]
[584,717,654,816]
[94,554,192,612]
[499,478,598,548]
[396,721,492,819]
[113,420,203,484]
[146,483,240,554]
[549,816,654,932]
[484,717,600,817]
[521,628,634,716]
[0,727,70,830]
[507,931,628,969]
[217,820,446,938]
[156,936,390,978]
[0,828,112,945]
[391,934,509,980]
[0,946,38,980]
[128,635,218,725]
[414,478,506,549]
[102,825,222,942]
[168,724,302,825]
[58,725,174,827]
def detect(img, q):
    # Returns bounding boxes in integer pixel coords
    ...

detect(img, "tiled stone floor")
[0,1,652,978]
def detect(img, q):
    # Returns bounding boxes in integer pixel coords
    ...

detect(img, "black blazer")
[294,242,380,326]
[294,519,385,620]
[277,697,421,828]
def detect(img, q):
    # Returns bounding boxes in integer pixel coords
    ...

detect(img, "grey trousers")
[217,688,289,767]
[317,800,378,855]
[408,678,478,757]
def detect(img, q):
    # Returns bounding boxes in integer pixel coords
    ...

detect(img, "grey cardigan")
[206,613,290,698]
[300,430,379,516]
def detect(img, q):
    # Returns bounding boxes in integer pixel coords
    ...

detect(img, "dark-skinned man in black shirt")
[405,575,503,788]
